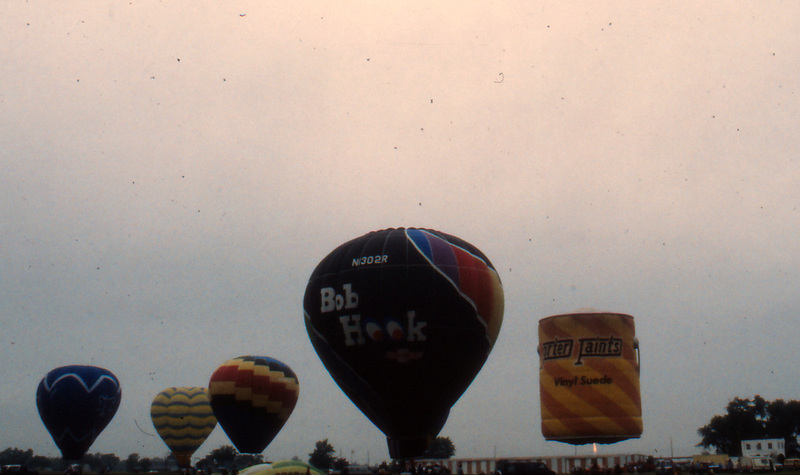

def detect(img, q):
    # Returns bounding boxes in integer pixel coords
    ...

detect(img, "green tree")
[197,445,240,469]
[83,452,121,471]
[767,399,800,456]
[333,457,350,471]
[422,437,456,459]
[697,396,791,456]
[0,448,34,466]
[308,439,338,470]
[211,445,238,464]
[125,453,140,472]
[235,453,265,469]
[29,455,53,470]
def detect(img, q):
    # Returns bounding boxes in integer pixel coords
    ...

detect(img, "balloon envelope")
[36,365,122,460]
[303,227,504,459]
[240,463,273,475]
[208,356,299,454]
[264,460,326,475]
[151,387,217,468]
[538,312,642,444]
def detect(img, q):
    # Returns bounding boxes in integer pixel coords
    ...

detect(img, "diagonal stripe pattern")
[538,312,642,444]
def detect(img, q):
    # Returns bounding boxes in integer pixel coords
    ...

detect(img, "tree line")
[697,396,800,456]
[0,448,157,472]
[1,436,455,472]
[307,437,455,471]
[0,447,268,473]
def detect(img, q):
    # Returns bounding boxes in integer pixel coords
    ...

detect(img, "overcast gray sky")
[2,0,800,466]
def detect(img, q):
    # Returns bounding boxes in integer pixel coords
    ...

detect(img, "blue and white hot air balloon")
[36,365,122,460]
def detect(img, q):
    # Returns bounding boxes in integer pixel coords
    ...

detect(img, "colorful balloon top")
[304,227,504,458]
[208,356,299,454]
[36,365,122,460]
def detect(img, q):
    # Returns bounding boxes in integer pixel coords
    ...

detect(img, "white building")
[415,454,648,475]
[741,438,785,458]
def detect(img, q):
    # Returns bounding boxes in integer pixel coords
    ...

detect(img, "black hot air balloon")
[303,227,504,459]
[36,365,122,460]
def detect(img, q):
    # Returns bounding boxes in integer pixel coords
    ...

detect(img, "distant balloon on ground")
[36,365,122,460]
[538,312,642,444]
[151,387,217,468]
[208,356,299,454]
[260,460,326,475]
[304,227,504,459]
[240,463,273,475]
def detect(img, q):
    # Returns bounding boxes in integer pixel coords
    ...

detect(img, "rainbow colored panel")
[407,228,503,344]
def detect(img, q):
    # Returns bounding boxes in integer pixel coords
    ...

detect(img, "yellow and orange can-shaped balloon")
[538,312,642,444]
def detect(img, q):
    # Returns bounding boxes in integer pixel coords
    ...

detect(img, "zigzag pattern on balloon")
[150,387,217,457]
[154,434,215,446]
[151,420,217,431]
[208,356,299,454]
[151,387,208,398]
[151,400,213,406]
[36,365,122,460]
[210,357,299,418]
[40,373,120,394]
[50,427,99,444]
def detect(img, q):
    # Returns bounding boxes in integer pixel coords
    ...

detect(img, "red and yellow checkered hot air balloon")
[208,356,299,454]
[538,312,642,444]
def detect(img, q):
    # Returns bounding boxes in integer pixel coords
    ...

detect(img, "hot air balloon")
[303,227,504,459]
[151,387,217,468]
[208,356,299,454]
[36,365,122,460]
[538,312,642,444]
[266,460,326,475]
[240,463,273,475]
[242,460,325,475]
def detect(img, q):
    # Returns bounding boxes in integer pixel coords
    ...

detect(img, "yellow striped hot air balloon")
[538,312,642,444]
[151,387,217,467]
